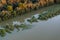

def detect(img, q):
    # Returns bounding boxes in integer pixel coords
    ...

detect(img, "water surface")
[0,14,60,40]
[0,4,60,40]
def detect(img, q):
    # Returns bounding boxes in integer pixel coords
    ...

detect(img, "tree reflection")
[0,22,32,37]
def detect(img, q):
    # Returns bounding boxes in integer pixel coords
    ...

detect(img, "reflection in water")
[0,21,32,37]
[0,5,60,40]
[0,14,60,40]
[27,16,38,23]
[0,8,60,37]
[27,5,60,23]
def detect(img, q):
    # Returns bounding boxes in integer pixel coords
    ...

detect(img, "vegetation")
[27,16,38,23]
[0,0,60,37]
[27,6,60,23]
[38,6,60,20]
[0,0,60,21]
[0,23,30,37]
[0,29,6,37]
[0,5,60,37]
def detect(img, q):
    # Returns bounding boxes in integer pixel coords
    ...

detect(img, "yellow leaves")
[23,3,27,8]
[18,3,28,10]
[1,10,8,16]
[18,3,24,9]
[18,3,23,7]
[39,0,44,6]
[0,2,3,7]
[7,5,13,11]
[1,0,7,4]
[1,10,6,15]
[34,3,40,8]
[49,0,54,3]
[38,0,54,6]
[16,7,20,11]
[27,3,33,8]
[31,4,36,9]
[9,0,14,3]
[16,0,20,3]
[1,10,11,16]
[0,0,55,12]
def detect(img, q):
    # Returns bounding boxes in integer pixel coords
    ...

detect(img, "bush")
[7,5,13,11]
[11,10,17,17]
[0,29,6,37]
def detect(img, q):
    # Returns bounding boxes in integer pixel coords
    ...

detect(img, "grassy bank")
[27,5,60,23]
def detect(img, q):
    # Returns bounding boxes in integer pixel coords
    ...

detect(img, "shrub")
[0,29,6,37]
[7,5,13,11]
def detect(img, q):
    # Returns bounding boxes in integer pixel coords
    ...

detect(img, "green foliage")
[14,24,20,31]
[0,29,6,37]
[27,16,38,23]
[7,5,13,11]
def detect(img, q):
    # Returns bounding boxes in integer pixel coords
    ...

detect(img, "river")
[0,4,60,40]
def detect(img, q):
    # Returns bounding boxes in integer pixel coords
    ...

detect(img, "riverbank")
[0,4,60,25]
[0,4,60,37]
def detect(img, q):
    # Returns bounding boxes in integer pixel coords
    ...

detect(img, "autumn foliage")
[0,0,60,21]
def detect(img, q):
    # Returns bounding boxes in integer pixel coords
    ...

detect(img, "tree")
[1,0,7,5]
[7,5,13,11]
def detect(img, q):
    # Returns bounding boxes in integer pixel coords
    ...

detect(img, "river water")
[0,14,60,40]
[0,4,60,40]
